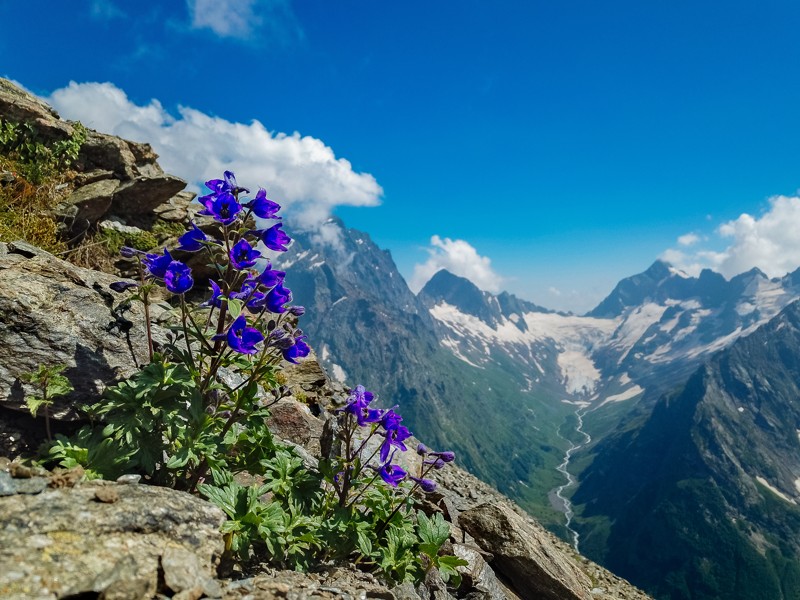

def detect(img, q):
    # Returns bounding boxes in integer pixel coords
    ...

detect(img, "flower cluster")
[119,170,310,364]
[334,384,454,502]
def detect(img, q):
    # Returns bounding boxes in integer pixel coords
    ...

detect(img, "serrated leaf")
[417,510,450,548]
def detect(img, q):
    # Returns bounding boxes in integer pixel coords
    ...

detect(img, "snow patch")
[558,350,601,395]
[598,385,644,407]
[756,476,796,504]
[331,363,348,383]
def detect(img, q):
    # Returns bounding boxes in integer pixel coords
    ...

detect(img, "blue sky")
[3,0,800,312]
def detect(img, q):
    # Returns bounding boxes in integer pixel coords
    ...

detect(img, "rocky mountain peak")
[418,269,504,327]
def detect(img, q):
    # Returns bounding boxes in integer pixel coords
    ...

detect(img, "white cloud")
[187,0,299,41]
[677,232,699,247]
[661,195,800,279]
[410,236,503,293]
[47,81,382,229]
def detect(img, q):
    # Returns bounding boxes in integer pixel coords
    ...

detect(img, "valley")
[275,217,800,598]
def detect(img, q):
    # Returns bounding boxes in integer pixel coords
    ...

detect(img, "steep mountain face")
[572,300,800,600]
[273,220,571,525]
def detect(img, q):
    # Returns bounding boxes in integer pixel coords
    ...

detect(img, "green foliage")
[0,119,86,184]
[21,363,73,442]
[417,511,468,586]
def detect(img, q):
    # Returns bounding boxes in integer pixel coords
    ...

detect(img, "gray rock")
[57,178,119,225]
[112,174,187,216]
[0,77,74,143]
[459,503,593,600]
[153,190,200,222]
[0,482,224,599]
[0,242,160,443]
[269,399,324,457]
[99,217,148,236]
[453,543,507,600]
[78,129,150,180]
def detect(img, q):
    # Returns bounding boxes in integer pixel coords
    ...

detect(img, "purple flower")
[288,306,306,317]
[258,263,285,288]
[143,248,173,279]
[177,222,209,252]
[341,385,380,424]
[378,461,407,488]
[120,246,140,258]
[262,223,291,252]
[410,476,437,493]
[199,192,242,225]
[380,423,412,463]
[230,275,267,309]
[431,450,455,463]
[416,443,429,456]
[229,238,261,270]
[245,188,281,220]
[265,283,293,313]
[217,314,264,355]
[203,171,249,196]
[202,280,224,308]
[164,261,194,294]
[282,336,311,364]
[380,409,403,432]
[424,457,446,470]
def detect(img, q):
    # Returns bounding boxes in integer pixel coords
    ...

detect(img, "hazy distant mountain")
[572,300,800,600]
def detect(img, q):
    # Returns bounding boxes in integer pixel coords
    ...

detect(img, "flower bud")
[416,443,428,456]
[109,281,138,293]
[433,450,455,463]
[412,477,437,493]
[289,305,306,316]
[120,246,139,258]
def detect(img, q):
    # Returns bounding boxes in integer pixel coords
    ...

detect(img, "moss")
[152,219,187,239]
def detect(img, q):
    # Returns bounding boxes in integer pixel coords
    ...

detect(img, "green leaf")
[226,297,243,320]
[356,530,373,557]
[437,554,468,586]
[417,510,450,548]
[25,395,47,417]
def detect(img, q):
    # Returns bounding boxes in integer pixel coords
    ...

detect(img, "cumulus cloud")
[677,232,700,247]
[661,195,800,279]
[47,81,382,230]
[187,0,299,41]
[410,236,504,293]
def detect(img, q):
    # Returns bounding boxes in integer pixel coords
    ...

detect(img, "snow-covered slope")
[421,261,800,409]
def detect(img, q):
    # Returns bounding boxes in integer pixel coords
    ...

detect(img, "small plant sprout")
[21,363,73,442]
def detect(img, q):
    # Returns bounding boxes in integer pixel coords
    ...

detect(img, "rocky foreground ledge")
[0,78,650,599]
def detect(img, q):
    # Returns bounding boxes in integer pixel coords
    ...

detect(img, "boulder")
[111,174,187,217]
[153,190,200,223]
[459,503,593,600]
[77,129,154,181]
[0,481,224,599]
[0,78,74,143]
[0,242,157,435]
[56,178,119,226]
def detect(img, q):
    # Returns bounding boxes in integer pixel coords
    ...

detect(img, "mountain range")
[274,217,800,598]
